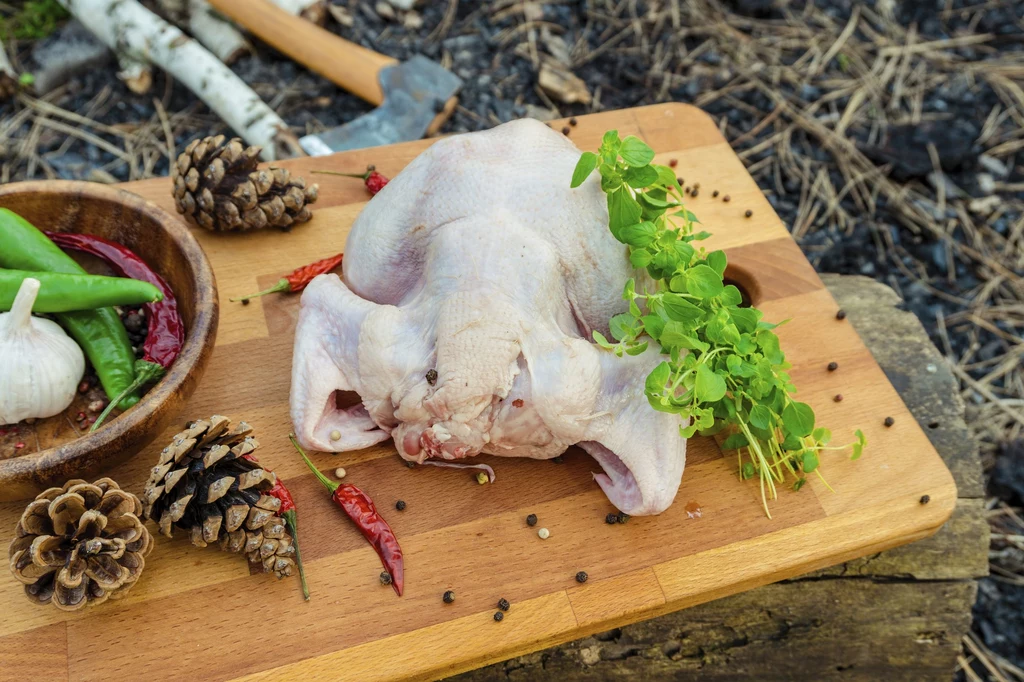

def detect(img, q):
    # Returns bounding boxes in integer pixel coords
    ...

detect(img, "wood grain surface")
[0,104,956,682]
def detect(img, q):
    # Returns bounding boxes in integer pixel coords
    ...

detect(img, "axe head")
[300,56,462,155]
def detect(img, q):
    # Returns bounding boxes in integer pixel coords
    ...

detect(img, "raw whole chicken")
[290,120,687,515]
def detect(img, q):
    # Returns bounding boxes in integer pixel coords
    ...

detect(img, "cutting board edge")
[226,486,956,682]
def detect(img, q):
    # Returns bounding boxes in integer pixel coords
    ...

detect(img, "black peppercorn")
[497,598,510,611]
[526,513,538,526]
[405,460,416,468]
[919,494,930,505]
[443,590,455,604]
[677,177,684,185]
[691,188,699,198]
[836,310,847,320]
[712,190,719,198]
[396,500,406,511]
[380,571,392,586]
[827,362,838,371]
[616,512,629,524]
[562,126,571,135]
[494,611,504,622]
[569,117,578,126]
[426,369,438,385]
[884,416,895,427]
[575,571,588,583]
[723,195,731,202]
[834,394,843,402]
[669,159,678,167]
[241,298,250,306]
[744,209,753,218]
[367,164,376,172]
[605,513,617,525]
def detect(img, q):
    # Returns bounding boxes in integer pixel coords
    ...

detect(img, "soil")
[1,0,1022,677]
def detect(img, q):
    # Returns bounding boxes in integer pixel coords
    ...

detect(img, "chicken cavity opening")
[579,441,643,513]
[311,389,391,451]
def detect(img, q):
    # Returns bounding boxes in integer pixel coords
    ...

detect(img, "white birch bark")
[59,0,300,160]
[186,0,249,64]
[116,53,153,94]
[268,0,326,24]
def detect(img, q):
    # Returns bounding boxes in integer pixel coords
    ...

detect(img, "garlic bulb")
[0,278,85,425]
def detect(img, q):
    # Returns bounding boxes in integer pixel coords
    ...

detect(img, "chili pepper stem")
[281,509,310,601]
[310,170,369,180]
[90,360,165,431]
[289,434,339,493]
[229,278,290,303]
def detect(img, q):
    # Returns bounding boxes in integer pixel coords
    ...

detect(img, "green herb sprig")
[572,131,865,517]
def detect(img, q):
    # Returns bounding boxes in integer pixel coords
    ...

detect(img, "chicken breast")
[290,119,687,515]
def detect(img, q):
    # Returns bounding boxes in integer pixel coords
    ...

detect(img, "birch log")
[58,0,301,160]
[116,53,153,94]
[0,43,17,100]
[186,0,249,63]
[268,0,327,24]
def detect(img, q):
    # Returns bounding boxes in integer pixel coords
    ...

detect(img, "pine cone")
[141,416,297,580]
[8,478,153,611]
[172,135,319,232]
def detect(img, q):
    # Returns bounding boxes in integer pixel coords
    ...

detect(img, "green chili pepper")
[0,208,139,408]
[0,269,163,312]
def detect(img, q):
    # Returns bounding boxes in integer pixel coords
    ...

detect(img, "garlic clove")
[0,278,86,425]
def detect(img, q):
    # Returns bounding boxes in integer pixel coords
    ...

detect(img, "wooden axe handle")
[208,0,396,105]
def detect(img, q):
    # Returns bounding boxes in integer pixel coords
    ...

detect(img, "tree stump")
[450,275,988,682]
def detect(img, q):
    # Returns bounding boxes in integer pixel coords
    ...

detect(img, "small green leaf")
[645,361,672,395]
[685,265,725,299]
[722,433,749,450]
[793,478,807,491]
[707,250,727,276]
[625,341,649,356]
[661,293,703,325]
[729,307,762,333]
[624,164,659,188]
[610,313,636,342]
[782,401,815,438]
[720,285,743,307]
[18,72,35,86]
[641,314,665,340]
[619,136,655,166]
[619,221,658,247]
[851,443,863,460]
[741,462,756,479]
[756,329,784,364]
[630,248,653,269]
[571,152,598,188]
[680,423,699,438]
[593,330,613,349]
[781,433,803,451]
[749,404,773,430]
[607,187,642,238]
[695,364,727,402]
[801,450,819,473]
[812,427,832,444]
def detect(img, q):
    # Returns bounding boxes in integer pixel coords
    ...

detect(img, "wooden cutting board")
[0,104,955,682]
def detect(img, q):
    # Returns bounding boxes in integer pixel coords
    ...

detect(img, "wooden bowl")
[0,180,218,501]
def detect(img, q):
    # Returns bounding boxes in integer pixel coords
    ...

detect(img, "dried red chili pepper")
[311,167,390,196]
[242,452,310,600]
[289,434,404,596]
[230,253,343,302]
[46,232,184,369]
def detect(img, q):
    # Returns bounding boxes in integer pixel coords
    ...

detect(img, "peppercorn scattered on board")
[0,104,954,682]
